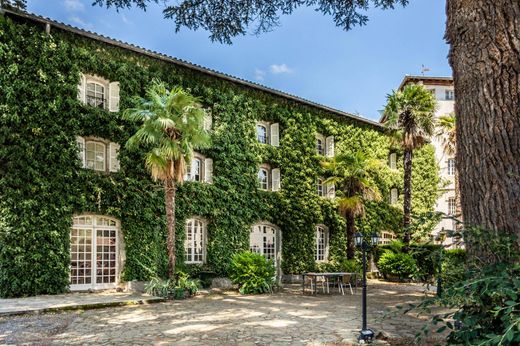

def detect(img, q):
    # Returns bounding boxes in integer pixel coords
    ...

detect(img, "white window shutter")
[109,142,120,172]
[325,136,334,157]
[270,123,280,147]
[77,74,86,103]
[326,182,336,199]
[271,168,281,191]
[108,81,120,112]
[203,113,213,131]
[76,136,85,168]
[389,153,397,169]
[204,158,213,183]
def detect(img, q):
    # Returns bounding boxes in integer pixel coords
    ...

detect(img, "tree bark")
[446,1,520,252]
[165,179,176,279]
[402,147,413,245]
[454,163,463,232]
[346,210,356,260]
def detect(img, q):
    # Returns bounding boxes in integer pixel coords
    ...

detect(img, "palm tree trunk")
[402,148,413,246]
[446,0,520,255]
[165,179,176,279]
[346,210,356,260]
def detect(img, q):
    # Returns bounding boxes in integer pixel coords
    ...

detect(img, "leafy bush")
[401,227,520,345]
[377,251,417,280]
[441,249,466,287]
[145,272,200,299]
[229,251,275,294]
[316,258,361,273]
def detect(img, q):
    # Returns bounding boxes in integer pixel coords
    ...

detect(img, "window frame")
[184,218,207,264]
[258,167,269,191]
[316,134,325,155]
[447,197,456,216]
[86,81,107,109]
[316,178,324,197]
[315,225,329,262]
[256,124,268,144]
[85,140,106,172]
[447,158,456,176]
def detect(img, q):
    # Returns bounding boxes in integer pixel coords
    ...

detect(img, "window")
[250,223,278,261]
[315,225,329,262]
[258,168,269,190]
[257,124,268,144]
[256,122,279,146]
[316,178,324,197]
[316,135,325,155]
[448,197,456,216]
[77,137,120,173]
[185,152,213,183]
[390,188,398,205]
[71,215,119,291]
[447,158,456,176]
[257,165,281,191]
[86,82,105,109]
[78,74,120,112]
[389,152,397,170]
[185,218,206,264]
[316,133,334,157]
[445,90,455,100]
[86,141,106,171]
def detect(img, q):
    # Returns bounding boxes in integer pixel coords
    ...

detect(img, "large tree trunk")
[346,210,356,260]
[402,147,413,245]
[454,163,463,232]
[165,179,176,278]
[446,1,520,253]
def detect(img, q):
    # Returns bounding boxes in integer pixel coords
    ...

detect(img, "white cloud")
[121,14,132,24]
[69,16,91,28]
[64,0,85,12]
[269,64,293,74]
[254,68,266,81]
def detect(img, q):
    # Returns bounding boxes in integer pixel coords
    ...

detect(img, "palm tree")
[322,151,381,259]
[437,113,461,225]
[124,81,210,278]
[383,84,436,246]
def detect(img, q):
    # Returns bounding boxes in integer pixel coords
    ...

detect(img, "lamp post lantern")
[355,232,379,343]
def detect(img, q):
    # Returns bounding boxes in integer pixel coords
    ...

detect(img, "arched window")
[315,225,329,262]
[185,152,213,183]
[85,141,106,171]
[86,82,106,109]
[71,215,119,290]
[185,218,206,264]
[258,168,269,190]
[257,124,268,144]
[188,158,202,182]
[250,223,279,261]
[316,135,325,155]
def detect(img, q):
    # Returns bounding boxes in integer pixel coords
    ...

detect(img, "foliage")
[399,228,520,345]
[377,251,417,280]
[0,15,438,297]
[144,272,200,298]
[316,258,360,274]
[228,251,276,294]
[441,248,465,287]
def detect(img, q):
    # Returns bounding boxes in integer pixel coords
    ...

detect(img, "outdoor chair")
[339,274,354,295]
[305,275,329,294]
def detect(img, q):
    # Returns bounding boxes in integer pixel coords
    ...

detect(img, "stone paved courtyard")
[0,280,445,345]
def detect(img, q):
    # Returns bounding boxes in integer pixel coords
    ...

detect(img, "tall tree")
[446,1,520,248]
[383,84,436,245]
[437,113,462,226]
[124,81,210,278]
[322,151,381,259]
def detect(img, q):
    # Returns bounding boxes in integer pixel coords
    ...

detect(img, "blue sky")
[26,0,451,121]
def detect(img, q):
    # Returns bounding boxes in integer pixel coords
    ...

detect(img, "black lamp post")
[355,232,380,343]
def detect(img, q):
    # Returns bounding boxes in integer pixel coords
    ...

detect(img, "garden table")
[302,272,358,295]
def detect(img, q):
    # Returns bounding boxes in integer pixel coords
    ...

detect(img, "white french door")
[70,215,119,291]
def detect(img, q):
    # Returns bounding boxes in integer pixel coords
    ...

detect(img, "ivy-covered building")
[0,9,438,297]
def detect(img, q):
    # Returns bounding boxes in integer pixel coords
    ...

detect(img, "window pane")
[257,125,267,144]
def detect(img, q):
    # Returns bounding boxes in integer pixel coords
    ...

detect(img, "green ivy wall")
[0,14,439,297]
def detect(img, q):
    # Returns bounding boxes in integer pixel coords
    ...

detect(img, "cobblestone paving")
[0,281,446,345]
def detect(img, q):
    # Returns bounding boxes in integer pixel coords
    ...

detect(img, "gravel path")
[0,281,445,345]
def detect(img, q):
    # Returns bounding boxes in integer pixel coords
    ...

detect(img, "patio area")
[0,280,445,345]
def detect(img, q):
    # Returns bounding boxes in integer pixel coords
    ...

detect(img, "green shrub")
[229,251,275,294]
[377,251,417,280]
[409,243,441,282]
[441,249,466,287]
[316,258,360,273]
[145,272,200,299]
